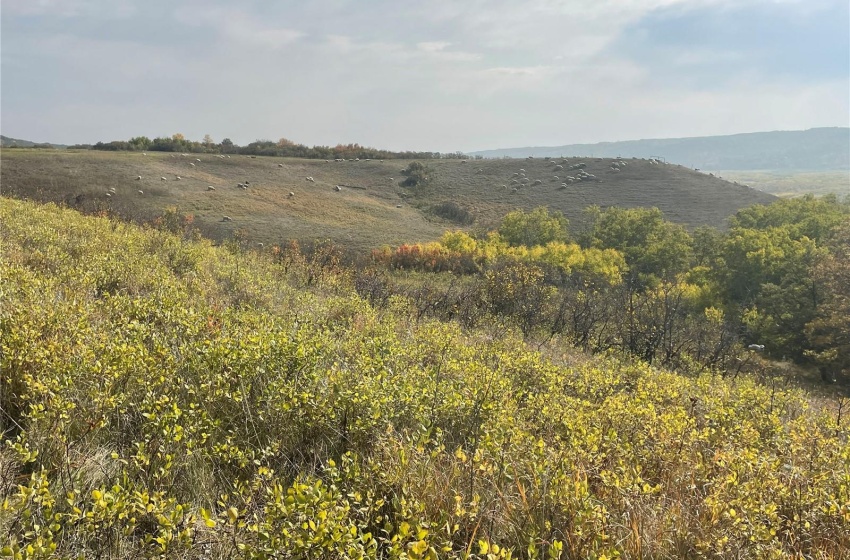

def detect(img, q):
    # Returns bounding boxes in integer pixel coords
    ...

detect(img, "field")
[707,169,850,198]
[1,150,776,251]
[2,198,847,559]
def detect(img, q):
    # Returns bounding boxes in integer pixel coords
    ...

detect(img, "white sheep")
[142,152,147,156]
[748,344,765,352]
[288,192,295,197]
[335,185,342,192]
[136,175,142,180]
[196,158,201,162]
[305,177,314,182]
[189,162,195,167]
[278,163,284,167]
[207,186,216,191]
[176,176,182,180]
[222,216,232,222]
[161,177,167,181]
[105,192,112,197]
[137,190,144,194]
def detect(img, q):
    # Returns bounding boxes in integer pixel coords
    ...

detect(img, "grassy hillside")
[1,149,775,251]
[1,198,848,558]
[471,127,850,171]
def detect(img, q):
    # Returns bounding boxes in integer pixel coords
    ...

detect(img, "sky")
[2,0,848,152]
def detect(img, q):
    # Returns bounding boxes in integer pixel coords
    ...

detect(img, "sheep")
[136,175,142,180]
[278,163,284,167]
[288,192,295,198]
[560,183,568,189]
[553,165,563,171]
[461,160,468,163]
[105,192,112,197]
[137,190,144,194]
[553,176,559,181]
[161,177,167,181]
[512,172,519,177]
[237,183,245,188]
[222,216,232,222]
[334,185,342,192]
[256,242,264,248]
[196,158,201,162]
[532,179,543,186]
[109,187,117,193]
[142,152,147,156]
[207,185,216,191]
[519,169,526,173]
[748,344,765,352]
[305,177,314,182]
[396,204,403,208]
[176,176,182,180]
[189,162,195,167]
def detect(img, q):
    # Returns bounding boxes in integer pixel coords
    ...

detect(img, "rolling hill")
[471,128,850,172]
[1,149,775,250]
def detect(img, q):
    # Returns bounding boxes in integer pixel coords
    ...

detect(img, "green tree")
[498,207,569,248]
[583,206,692,282]
[805,218,850,382]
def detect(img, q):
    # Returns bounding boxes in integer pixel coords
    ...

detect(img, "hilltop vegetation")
[2,198,849,558]
[1,149,775,252]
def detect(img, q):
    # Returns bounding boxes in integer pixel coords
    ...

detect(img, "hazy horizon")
[2,0,848,152]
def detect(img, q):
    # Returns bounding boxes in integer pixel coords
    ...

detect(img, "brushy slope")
[1,150,775,252]
[1,199,847,559]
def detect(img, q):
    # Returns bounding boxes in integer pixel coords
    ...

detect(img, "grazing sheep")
[222,216,232,222]
[532,179,543,186]
[461,160,468,163]
[278,163,284,167]
[161,177,167,181]
[256,243,264,248]
[142,152,147,156]
[334,185,342,192]
[553,176,559,180]
[748,344,765,352]
[136,175,142,180]
[288,192,295,198]
[396,204,403,208]
[554,165,563,171]
[189,163,195,167]
[512,172,519,177]
[560,183,567,189]
[137,190,144,194]
[196,158,201,162]
[305,177,314,182]
[109,187,117,193]
[105,192,112,197]
[207,186,216,191]
[519,169,526,173]
[176,176,182,180]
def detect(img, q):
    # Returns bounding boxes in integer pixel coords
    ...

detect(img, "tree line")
[356,197,849,382]
[75,134,469,160]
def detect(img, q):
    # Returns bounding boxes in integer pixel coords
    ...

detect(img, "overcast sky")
[2,0,848,152]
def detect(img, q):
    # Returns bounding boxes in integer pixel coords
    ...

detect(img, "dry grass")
[1,150,777,251]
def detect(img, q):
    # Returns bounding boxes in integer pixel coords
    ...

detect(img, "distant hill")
[1,150,775,251]
[471,128,850,171]
[1,135,67,149]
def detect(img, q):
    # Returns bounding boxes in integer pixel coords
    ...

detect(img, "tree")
[498,207,569,248]
[583,206,692,282]
[400,162,429,188]
[203,134,214,147]
[805,218,850,382]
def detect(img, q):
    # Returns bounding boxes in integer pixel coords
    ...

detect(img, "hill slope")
[2,197,847,558]
[472,128,850,171]
[1,149,775,250]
